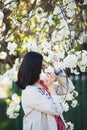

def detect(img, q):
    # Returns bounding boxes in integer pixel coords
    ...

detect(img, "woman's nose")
[42,63,47,70]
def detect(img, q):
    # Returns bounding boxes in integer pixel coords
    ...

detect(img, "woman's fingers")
[43,72,55,87]
[47,72,55,81]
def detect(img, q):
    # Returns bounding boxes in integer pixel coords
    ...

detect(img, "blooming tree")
[0,0,87,129]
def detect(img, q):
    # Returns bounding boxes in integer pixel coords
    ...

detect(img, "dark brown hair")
[16,51,43,89]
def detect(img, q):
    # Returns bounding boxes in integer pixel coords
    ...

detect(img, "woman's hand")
[43,72,56,94]
[43,72,55,87]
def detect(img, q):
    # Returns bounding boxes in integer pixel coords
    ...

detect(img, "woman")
[16,51,75,130]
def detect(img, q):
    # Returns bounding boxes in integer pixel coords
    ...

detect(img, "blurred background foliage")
[0,0,87,73]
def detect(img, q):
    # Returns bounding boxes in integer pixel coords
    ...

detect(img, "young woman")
[16,51,75,130]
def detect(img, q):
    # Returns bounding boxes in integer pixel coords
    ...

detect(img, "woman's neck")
[37,79,41,83]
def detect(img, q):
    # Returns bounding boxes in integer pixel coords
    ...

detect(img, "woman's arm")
[22,86,64,116]
[55,70,75,95]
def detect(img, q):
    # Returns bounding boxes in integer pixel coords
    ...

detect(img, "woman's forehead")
[42,60,45,63]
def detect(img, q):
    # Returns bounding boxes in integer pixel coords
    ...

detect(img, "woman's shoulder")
[22,82,42,93]
[22,83,45,99]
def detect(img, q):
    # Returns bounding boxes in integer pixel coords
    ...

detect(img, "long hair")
[16,51,43,89]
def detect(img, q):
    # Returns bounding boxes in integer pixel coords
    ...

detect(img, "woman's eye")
[42,64,45,67]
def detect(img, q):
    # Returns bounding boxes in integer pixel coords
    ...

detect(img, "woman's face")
[41,61,47,70]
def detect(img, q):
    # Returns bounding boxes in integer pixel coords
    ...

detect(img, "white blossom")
[47,15,55,26]
[0,10,4,20]
[4,0,16,10]
[0,10,4,26]
[4,67,18,81]
[45,66,54,73]
[11,15,20,27]
[13,58,20,70]
[52,31,58,42]
[7,42,17,55]
[62,101,69,112]
[75,51,81,56]
[66,93,74,101]
[71,31,75,38]
[52,30,64,42]
[6,93,21,119]
[71,68,80,75]
[57,52,65,59]
[0,35,4,41]
[63,54,78,69]
[12,93,20,104]
[41,40,51,53]
[0,78,11,98]
[40,17,47,28]
[53,6,61,15]
[66,9,75,17]
[83,0,87,5]
[73,90,78,97]
[21,18,29,32]
[63,0,76,9]
[30,0,35,4]
[59,27,69,38]
[43,55,52,63]
[36,0,41,5]
[59,19,68,30]
[26,39,37,51]
[5,34,14,42]
[66,121,74,130]
[77,35,84,44]
[0,75,3,81]
[35,7,43,14]
[0,51,7,59]
[0,23,6,33]
[71,100,78,108]
[30,24,36,31]
[35,7,47,23]
[0,58,20,81]
[77,50,87,72]
[53,61,64,70]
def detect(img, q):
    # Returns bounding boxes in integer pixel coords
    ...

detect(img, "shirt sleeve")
[55,71,75,95]
[22,87,64,116]
[50,94,64,112]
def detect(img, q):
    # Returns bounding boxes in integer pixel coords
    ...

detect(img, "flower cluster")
[6,93,21,119]
[4,0,17,10]
[0,48,87,82]
[66,121,74,130]
[53,50,87,75]
[0,51,7,59]
[63,90,78,112]
[0,58,20,81]
[7,42,17,55]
